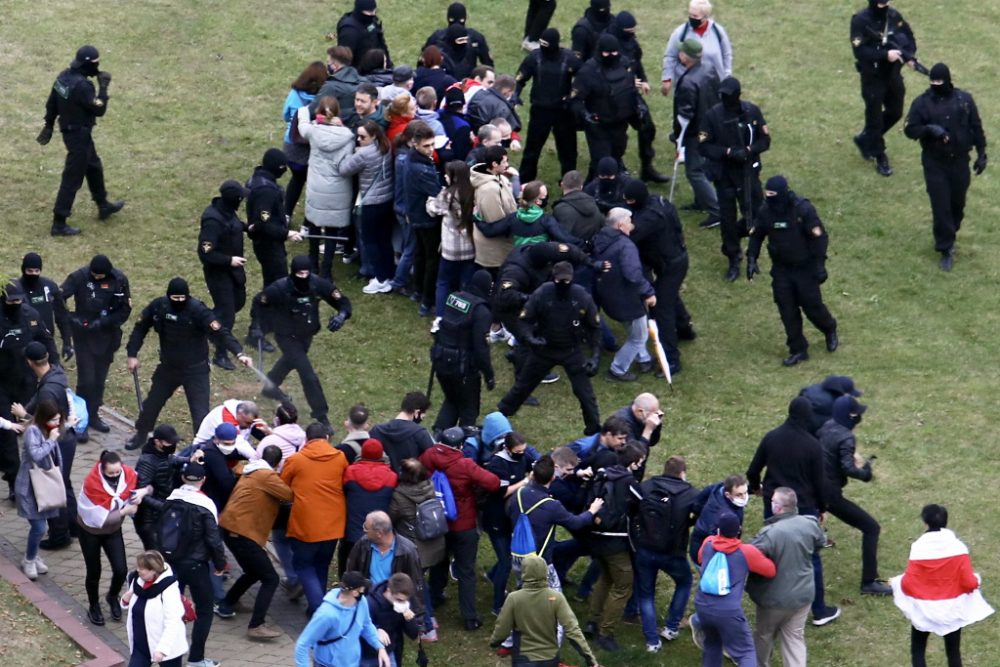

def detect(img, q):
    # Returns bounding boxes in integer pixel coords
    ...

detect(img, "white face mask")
[728,494,750,508]
[392,600,410,614]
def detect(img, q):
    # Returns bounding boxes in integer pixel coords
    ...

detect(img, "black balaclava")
[929,63,953,97]
[589,0,612,26]
[447,24,468,54]
[868,0,889,19]
[539,28,561,57]
[3,283,23,319]
[623,179,649,211]
[21,252,43,290]
[290,256,312,292]
[765,175,791,214]
[787,396,815,431]
[596,34,620,67]
[832,395,865,430]
[219,180,246,212]
[355,0,377,23]
[72,45,101,77]
[613,11,637,44]
[262,148,289,180]
[90,254,113,280]
[468,269,493,300]
[719,77,742,113]
[552,261,574,298]
[447,2,467,24]
[167,277,190,312]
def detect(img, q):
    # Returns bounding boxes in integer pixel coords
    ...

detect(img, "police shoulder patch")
[30,320,38,327]
[260,211,271,222]
[811,226,823,237]
[94,99,104,107]
[698,131,709,143]
[851,37,862,47]
[332,289,342,300]
[774,221,788,229]
[446,294,471,313]
[210,320,222,331]
[519,309,528,319]
[761,124,769,135]
[201,241,213,253]
[501,280,514,290]
[260,294,268,304]
[558,244,569,252]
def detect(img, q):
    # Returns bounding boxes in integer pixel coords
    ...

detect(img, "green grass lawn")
[0,579,87,666]
[2,0,999,664]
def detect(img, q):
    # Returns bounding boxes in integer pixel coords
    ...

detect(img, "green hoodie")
[514,205,548,246]
[489,556,597,666]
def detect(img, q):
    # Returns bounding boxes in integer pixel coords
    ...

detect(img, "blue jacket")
[692,482,745,543]
[439,109,473,162]
[592,225,654,322]
[393,150,411,218]
[463,412,541,464]
[283,88,317,144]
[508,481,594,562]
[405,150,443,228]
[295,588,382,667]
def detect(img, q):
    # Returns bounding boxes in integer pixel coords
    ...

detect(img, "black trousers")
[133,363,211,439]
[770,266,837,355]
[0,385,30,484]
[171,559,215,662]
[222,530,279,629]
[78,528,127,606]
[253,242,288,291]
[414,226,442,309]
[306,220,338,281]
[285,166,308,217]
[826,490,881,585]
[498,347,600,435]
[433,372,482,432]
[54,127,107,219]
[46,432,79,542]
[204,269,247,353]
[628,110,657,168]
[717,174,763,260]
[921,153,970,253]
[651,254,691,367]
[76,344,116,416]
[269,333,328,420]
[523,0,556,41]
[429,528,480,622]
[584,122,628,181]
[858,70,905,157]
[911,626,962,667]
[519,106,577,183]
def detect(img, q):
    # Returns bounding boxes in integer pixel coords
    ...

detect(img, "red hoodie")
[419,444,500,532]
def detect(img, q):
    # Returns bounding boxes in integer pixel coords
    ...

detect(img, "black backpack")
[632,478,684,553]
[157,499,197,560]
[588,473,630,535]
[413,496,449,541]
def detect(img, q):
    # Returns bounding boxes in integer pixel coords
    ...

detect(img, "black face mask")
[273,165,288,179]
[80,62,100,77]
[356,11,376,25]
[766,193,791,213]
[598,178,616,197]
[509,451,525,461]
[689,17,703,29]
[600,53,620,67]
[720,92,741,113]
[3,302,21,319]
[538,196,549,209]
[500,138,512,149]
[163,444,177,455]
[102,473,121,488]
[221,194,243,211]
[930,83,953,97]
[169,298,187,312]
[412,413,423,425]
[292,274,311,293]
[554,280,572,298]
[21,274,40,290]
[851,413,864,427]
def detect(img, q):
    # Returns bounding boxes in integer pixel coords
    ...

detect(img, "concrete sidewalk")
[0,409,308,666]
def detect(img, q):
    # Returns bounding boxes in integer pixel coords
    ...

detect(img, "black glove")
[526,334,547,349]
[974,153,988,176]
[96,71,112,89]
[485,376,496,391]
[62,344,74,362]
[729,147,749,162]
[815,265,828,284]
[747,257,760,281]
[926,124,948,140]
[36,125,53,146]
[582,354,600,377]
[327,313,347,332]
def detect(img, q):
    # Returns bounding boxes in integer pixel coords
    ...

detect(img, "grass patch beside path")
[0,579,89,667]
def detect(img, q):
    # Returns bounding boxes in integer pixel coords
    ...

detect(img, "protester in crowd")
[121,550,187,667]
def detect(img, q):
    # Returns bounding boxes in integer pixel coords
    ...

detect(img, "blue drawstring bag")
[67,389,89,434]
[699,550,732,596]
[431,470,458,521]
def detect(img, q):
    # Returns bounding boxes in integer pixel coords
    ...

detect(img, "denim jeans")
[289,537,338,616]
[610,316,651,376]
[25,518,46,561]
[389,216,417,289]
[434,258,476,317]
[271,528,298,586]
[634,547,693,644]
[486,530,512,613]
[360,201,396,282]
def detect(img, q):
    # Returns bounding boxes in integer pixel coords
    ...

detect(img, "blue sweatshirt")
[295,588,382,667]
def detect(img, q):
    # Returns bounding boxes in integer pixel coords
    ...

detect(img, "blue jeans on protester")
[25,518,46,561]
[271,527,298,586]
[635,547,693,644]
[360,201,396,282]
[389,216,417,290]
[486,530,512,614]
[289,537,338,616]
[435,258,477,317]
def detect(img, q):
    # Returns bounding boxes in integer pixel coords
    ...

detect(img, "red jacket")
[419,444,500,532]
[343,460,398,542]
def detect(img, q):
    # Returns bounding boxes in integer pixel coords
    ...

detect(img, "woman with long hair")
[296,95,356,279]
[13,399,60,580]
[340,121,396,294]
[283,61,327,219]
[78,449,151,625]
[431,160,477,319]
[121,550,188,667]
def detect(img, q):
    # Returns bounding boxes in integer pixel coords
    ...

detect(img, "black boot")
[724,258,741,282]
[97,200,125,220]
[213,350,235,370]
[51,215,81,237]
[90,415,111,433]
[87,602,105,626]
[640,164,671,183]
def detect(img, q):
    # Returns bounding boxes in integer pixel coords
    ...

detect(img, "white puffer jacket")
[122,564,188,661]
[298,106,355,228]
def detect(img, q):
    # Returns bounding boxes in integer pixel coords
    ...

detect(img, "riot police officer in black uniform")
[0,283,57,498]
[515,28,581,183]
[253,256,352,426]
[124,278,251,451]
[199,180,251,368]
[431,270,495,433]
[623,180,693,375]
[61,255,132,440]
[850,0,919,177]
[497,261,602,435]
[699,77,771,281]
[903,63,987,272]
[747,176,838,367]
[425,3,493,68]
[38,45,124,237]
[571,0,614,62]
[336,0,392,69]
[18,253,73,362]
[571,34,639,180]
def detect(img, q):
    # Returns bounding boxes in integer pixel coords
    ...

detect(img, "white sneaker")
[33,557,49,575]
[660,626,679,641]
[374,280,393,294]
[646,642,662,653]
[362,278,384,295]
[488,326,511,344]
[187,660,222,667]
[21,558,37,580]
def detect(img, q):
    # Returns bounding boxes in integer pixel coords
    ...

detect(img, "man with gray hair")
[747,487,827,667]
[660,0,733,96]
[346,510,427,620]
[465,123,501,166]
[591,208,656,382]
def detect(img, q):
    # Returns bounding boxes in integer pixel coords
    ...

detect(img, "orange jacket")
[280,439,348,542]
[219,464,293,546]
